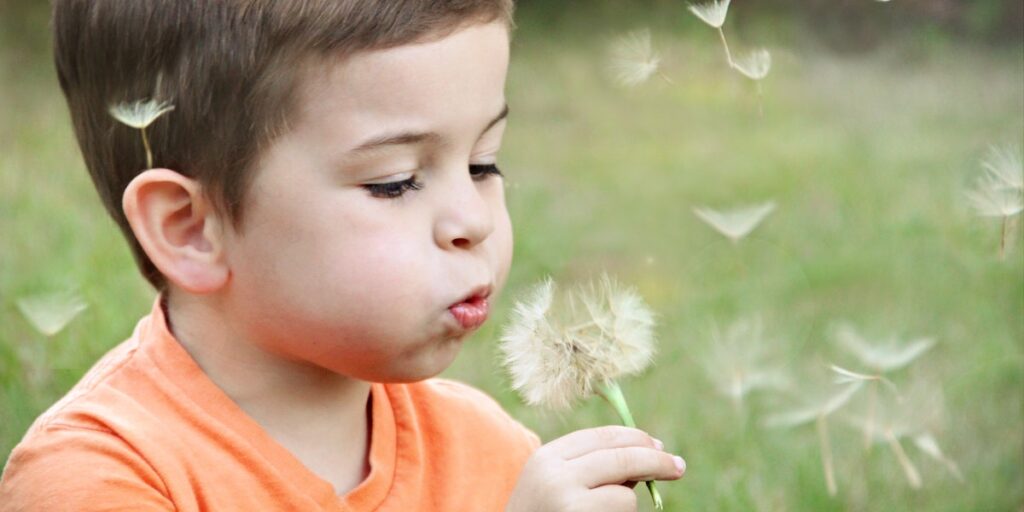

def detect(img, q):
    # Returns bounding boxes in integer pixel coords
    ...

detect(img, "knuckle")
[613,448,637,475]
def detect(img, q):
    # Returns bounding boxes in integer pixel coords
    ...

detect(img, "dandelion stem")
[885,429,922,489]
[598,380,664,510]
[140,127,154,169]
[816,414,837,496]
[717,27,735,68]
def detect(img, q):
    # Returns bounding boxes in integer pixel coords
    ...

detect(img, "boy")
[0,1,685,510]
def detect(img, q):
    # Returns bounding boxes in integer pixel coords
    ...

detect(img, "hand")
[505,426,686,512]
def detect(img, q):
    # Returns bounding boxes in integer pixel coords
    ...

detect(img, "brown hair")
[52,0,514,290]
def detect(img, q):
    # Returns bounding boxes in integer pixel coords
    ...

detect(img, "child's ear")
[122,169,229,294]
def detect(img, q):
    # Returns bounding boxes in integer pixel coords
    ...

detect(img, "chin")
[378,338,463,383]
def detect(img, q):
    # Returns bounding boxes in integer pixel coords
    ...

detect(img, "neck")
[162,289,372,491]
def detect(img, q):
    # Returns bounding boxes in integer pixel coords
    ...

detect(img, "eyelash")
[363,164,503,199]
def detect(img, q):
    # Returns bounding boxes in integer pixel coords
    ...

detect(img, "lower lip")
[449,296,490,331]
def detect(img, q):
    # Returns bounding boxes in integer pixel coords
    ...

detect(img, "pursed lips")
[448,284,492,331]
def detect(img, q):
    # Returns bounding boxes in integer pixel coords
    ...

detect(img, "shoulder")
[0,425,174,511]
[402,378,541,451]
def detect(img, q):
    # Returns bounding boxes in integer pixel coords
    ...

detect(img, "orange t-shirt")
[0,296,540,511]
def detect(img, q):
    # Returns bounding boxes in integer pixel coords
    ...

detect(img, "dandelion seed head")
[16,289,89,337]
[733,48,772,80]
[693,201,777,242]
[109,99,175,129]
[608,29,662,87]
[500,275,657,409]
[688,0,731,28]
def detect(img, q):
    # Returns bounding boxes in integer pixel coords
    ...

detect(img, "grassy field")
[2,4,1022,511]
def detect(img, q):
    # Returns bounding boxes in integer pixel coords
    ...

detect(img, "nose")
[433,171,495,250]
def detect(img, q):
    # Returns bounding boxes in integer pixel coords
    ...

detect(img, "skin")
[122,20,684,508]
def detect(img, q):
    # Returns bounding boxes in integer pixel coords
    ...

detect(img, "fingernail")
[673,456,686,474]
[653,438,664,451]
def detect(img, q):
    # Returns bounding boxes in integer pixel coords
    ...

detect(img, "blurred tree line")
[1,0,1021,58]
[516,0,1023,47]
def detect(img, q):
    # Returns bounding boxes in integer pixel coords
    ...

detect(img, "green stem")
[141,127,153,169]
[598,380,664,510]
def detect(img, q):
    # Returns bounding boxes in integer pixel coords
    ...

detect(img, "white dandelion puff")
[500,275,656,410]
[500,274,664,508]
[109,98,175,169]
[688,0,731,28]
[732,48,772,80]
[833,323,935,373]
[608,29,667,87]
[693,201,777,243]
[16,289,89,337]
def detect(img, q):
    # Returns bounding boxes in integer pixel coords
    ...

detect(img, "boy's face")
[218,22,512,382]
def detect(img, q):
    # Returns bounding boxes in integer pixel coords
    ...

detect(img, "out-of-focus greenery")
[2,3,1022,511]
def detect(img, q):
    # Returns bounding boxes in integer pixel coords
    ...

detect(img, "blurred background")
[2,1,1022,510]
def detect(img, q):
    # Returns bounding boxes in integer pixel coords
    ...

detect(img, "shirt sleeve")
[0,425,175,512]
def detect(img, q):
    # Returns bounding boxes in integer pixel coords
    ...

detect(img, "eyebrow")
[349,104,509,154]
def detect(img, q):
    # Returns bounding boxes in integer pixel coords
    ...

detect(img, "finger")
[570,446,685,488]
[583,485,637,512]
[545,426,660,460]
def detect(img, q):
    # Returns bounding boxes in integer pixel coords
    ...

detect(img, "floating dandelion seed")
[845,379,959,488]
[688,0,735,69]
[764,381,863,496]
[966,143,1024,256]
[830,364,897,393]
[732,48,772,80]
[608,29,670,87]
[731,48,772,115]
[833,323,935,373]
[693,201,777,243]
[109,99,175,169]
[966,144,1024,258]
[832,323,934,448]
[16,289,89,337]
[500,275,664,508]
[981,144,1024,191]
[966,180,1024,217]
[688,0,731,29]
[700,316,788,410]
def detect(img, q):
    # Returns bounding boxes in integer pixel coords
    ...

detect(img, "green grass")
[2,6,1022,511]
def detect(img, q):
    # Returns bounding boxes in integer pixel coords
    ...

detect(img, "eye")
[469,163,503,181]
[363,177,423,199]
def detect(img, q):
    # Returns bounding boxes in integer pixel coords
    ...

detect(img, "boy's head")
[53,1,516,382]
[53,0,514,290]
